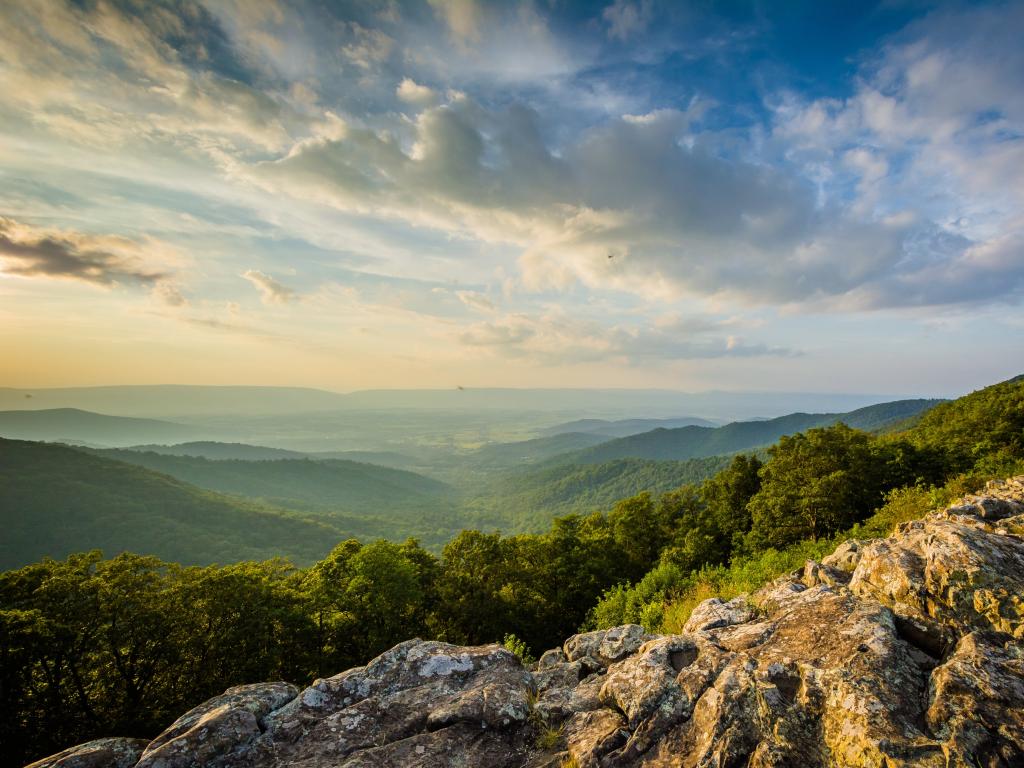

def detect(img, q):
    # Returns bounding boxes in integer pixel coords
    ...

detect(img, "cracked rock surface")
[30,477,1024,767]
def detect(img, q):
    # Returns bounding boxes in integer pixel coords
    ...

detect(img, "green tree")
[747,424,880,549]
[701,454,762,555]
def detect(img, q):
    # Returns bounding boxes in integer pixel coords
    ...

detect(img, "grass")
[536,724,565,750]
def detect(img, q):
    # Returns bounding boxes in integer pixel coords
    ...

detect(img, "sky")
[0,0,1022,396]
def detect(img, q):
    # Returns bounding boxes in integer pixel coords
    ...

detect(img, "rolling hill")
[0,438,368,569]
[557,399,944,465]
[89,448,454,516]
[0,408,198,446]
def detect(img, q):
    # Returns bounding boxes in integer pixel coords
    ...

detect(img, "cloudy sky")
[1,0,1021,394]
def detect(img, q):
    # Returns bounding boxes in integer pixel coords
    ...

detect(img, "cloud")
[455,290,494,312]
[242,269,298,304]
[603,0,653,41]
[341,22,394,69]
[396,78,439,107]
[236,1,1024,314]
[767,4,1024,306]
[153,282,189,307]
[0,217,168,287]
[251,102,922,308]
[428,0,482,43]
[458,310,795,365]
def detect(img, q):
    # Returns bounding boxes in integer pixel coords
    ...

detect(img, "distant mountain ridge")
[126,441,308,460]
[0,385,921,420]
[0,408,197,446]
[557,398,945,465]
[541,416,719,438]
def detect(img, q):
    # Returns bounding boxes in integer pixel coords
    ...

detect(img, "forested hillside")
[464,431,611,468]
[563,398,942,464]
[541,416,717,438]
[0,440,467,569]
[0,439,356,569]
[90,448,453,515]
[470,455,733,530]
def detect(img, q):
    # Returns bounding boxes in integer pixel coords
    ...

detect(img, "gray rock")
[137,682,297,768]
[682,595,753,633]
[563,624,649,667]
[24,738,150,768]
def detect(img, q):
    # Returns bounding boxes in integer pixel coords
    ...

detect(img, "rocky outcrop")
[29,477,1024,767]
[24,739,150,768]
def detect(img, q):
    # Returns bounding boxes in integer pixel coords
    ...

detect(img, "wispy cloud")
[242,269,298,304]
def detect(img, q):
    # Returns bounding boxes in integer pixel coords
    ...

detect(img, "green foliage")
[0,552,314,766]
[908,375,1024,471]
[747,425,881,548]
[502,633,536,665]
[91,449,453,520]
[586,562,688,633]
[471,455,731,532]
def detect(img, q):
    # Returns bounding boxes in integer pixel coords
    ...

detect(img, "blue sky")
[0,0,1021,395]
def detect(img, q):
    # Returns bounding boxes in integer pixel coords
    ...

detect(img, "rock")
[563,624,649,667]
[24,738,150,768]
[927,632,1024,764]
[682,595,753,633]
[849,489,1024,642]
[802,559,851,588]
[536,648,567,669]
[821,538,866,572]
[564,709,628,768]
[137,682,297,768]
[30,476,1024,768]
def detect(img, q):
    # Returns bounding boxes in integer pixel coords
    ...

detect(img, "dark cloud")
[0,218,167,286]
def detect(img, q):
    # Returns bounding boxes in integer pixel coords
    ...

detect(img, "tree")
[609,492,669,580]
[434,531,512,645]
[701,454,762,555]
[747,424,879,549]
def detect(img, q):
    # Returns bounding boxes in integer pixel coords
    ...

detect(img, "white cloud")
[455,290,494,312]
[458,309,794,364]
[242,269,298,304]
[396,78,440,107]
[341,22,394,69]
